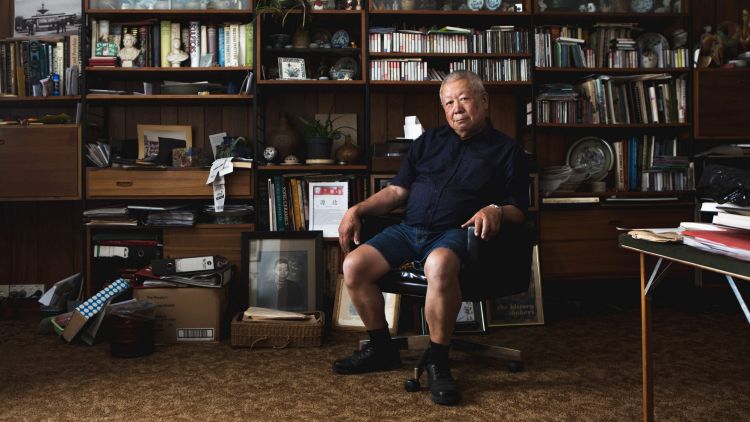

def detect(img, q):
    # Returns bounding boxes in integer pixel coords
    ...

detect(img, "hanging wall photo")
[14,0,81,37]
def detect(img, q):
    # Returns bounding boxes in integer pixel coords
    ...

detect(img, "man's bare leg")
[422,247,462,405]
[333,244,400,375]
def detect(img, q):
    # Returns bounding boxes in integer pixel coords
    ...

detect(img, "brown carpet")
[1,307,748,421]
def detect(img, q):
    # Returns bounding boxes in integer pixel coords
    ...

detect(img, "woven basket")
[230,311,324,349]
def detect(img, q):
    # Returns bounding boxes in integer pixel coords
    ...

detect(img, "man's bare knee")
[424,248,460,292]
[342,245,390,289]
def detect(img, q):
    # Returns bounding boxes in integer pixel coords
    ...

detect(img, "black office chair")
[357,215,534,392]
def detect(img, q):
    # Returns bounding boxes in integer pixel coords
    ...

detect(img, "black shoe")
[332,344,401,375]
[426,361,460,405]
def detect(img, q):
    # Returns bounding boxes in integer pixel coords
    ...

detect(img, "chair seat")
[374,223,536,302]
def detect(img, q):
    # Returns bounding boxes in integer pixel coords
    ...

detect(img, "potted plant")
[255,0,310,29]
[297,112,353,164]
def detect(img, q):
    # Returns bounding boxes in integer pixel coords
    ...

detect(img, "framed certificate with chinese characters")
[309,181,348,238]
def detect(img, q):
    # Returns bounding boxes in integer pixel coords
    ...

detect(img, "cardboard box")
[133,285,228,345]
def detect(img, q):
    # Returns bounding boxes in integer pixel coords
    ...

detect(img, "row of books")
[0,35,80,97]
[91,19,253,68]
[369,58,529,82]
[536,73,687,125]
[258,174,367,232]
[368,27,528,54]
[536,37,689,69]
[611,136,692,192]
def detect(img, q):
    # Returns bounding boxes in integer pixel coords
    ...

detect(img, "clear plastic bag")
[107,300,156,321]
[696,165,750,206]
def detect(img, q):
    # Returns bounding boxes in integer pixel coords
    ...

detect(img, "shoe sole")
[431,393,460,406]
[332,362,402,375]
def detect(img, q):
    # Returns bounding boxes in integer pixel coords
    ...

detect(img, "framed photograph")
[241,231,324,312]
[487,244,544,327]
[370,174,395,194]
[333,275,400,335]
[136,124,192,160]
[278,57,306,80]
[420,301,487,334]
[529,173,539,212]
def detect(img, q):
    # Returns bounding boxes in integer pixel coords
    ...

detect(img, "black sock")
[429,341,450,365]
[367,327,393,352]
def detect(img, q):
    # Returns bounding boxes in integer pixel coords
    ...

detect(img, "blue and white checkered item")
[75,278,130,319]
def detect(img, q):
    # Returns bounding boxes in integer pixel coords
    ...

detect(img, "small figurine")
[166,38,189,67]
[345,0,354,9]
[537,0,547,12]
[118,33,140,67]
[740,9,750,53]
[312,0,325,10]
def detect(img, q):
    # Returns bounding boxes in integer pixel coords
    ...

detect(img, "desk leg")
[641,253,654,422]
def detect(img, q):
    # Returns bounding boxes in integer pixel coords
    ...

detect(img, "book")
[713,212,750,231]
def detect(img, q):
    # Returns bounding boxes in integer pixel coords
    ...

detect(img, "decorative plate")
[467,0,484,11]
[629,0,653,13]
[566,137,614,182]
[485,0,501,10]
[636,32,669,66]
[310,28,332,45]
[334,57,359,79]
[331,30,350,48]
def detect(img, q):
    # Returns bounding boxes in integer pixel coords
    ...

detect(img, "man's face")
[440,79,488,139]
[274,263,289,281]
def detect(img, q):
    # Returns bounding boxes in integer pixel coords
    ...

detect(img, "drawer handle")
[116,181,133,187]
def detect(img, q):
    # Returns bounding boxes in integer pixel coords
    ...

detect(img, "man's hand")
[338,206,362,254]
[461,205,502,240]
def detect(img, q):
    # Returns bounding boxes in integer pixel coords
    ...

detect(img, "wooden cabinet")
[540,205,693,280]
[694,69,750,140]
[87,168,253,199]
[0,125,81,200]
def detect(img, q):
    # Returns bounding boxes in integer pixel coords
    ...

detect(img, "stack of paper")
[682,226,750,262]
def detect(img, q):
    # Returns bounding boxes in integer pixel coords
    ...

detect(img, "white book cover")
[309,181,348,238]
[189,21,200,67]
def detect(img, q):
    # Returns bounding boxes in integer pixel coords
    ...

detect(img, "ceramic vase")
[335,135,360,164]
[268,113,302,160]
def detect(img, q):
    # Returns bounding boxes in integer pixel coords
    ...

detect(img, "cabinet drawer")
[540,206,692,279]
[87,168,253,198]
[0,125,81,200]
[163,225,253,267]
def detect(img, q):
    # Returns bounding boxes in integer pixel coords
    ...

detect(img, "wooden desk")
[619,234,750,422]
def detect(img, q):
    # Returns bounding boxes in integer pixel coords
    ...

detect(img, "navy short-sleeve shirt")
[391,123,529,231]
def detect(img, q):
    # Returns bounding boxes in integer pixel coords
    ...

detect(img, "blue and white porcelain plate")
[331,30,350,48]
[485,0,501,10]
[467,0,484,11]
[629,0,654,13]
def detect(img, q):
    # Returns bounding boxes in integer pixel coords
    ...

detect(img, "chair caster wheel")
[509,361,523,373]
[404,378,421,392]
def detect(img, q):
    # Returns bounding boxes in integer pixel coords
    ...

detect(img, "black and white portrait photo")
[14,1,81,37]
[255,251,309,312]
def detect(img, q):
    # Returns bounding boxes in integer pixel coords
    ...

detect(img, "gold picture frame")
[136,124,193,160]
[487,244,544,327]
[333,275,400,335]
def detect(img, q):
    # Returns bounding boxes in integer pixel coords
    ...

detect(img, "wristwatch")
[489,204,504,223]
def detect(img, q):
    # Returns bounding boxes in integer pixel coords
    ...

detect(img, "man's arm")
[338,184,409,253]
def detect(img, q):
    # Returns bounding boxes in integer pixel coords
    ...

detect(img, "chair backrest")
[360,216,535,302]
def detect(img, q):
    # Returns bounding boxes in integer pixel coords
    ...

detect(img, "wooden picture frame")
[370,174,395,194]
[333,275,400,335]
[487,244,544,327]
[529,173,539,212]
[241,231,324,312]
[420,301,487,334]
[136,124,192,160]
[278,57,306,80]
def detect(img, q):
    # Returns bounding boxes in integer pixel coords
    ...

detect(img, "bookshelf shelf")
[533,12,688,20]
[370,80,531,86]
[0,96,81,103]
[85,66,253,73]
[536,123,691,129]
[534,68,690,74]
[258,165,368,171]
[258,79,365,86]
[85,9,253,17]
[85,94,253,102]
[368,10,530,16]
[370,52,532,58]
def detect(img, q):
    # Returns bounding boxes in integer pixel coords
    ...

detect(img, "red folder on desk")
[682,229,750,252]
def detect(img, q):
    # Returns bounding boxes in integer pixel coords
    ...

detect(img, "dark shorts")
[365,222,468,270]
